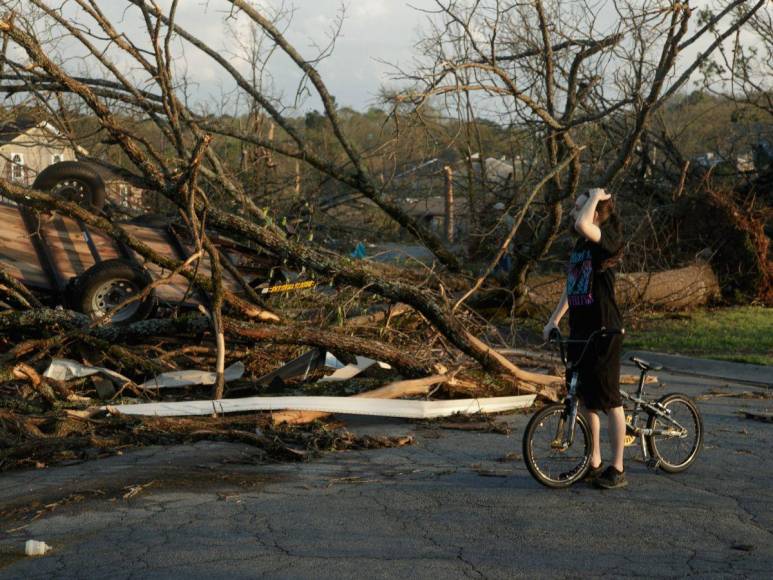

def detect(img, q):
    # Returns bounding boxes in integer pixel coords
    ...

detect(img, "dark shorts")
[567,334,623,412]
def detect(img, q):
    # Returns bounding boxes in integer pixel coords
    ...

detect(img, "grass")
[624,306,773,365]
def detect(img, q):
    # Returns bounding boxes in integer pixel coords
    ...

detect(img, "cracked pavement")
[0,361,771,579]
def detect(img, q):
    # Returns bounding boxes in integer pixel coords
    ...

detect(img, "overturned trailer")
[0,161,282,323]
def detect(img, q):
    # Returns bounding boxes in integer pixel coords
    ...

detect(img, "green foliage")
[655,91,770,159]
[304,110,326,130]
[625,307,773,365]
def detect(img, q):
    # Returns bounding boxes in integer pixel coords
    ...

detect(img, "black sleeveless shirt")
[567,220,624,338]
[566,220,625,410]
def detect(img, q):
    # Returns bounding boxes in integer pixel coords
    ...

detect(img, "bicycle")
[522,328,704,488]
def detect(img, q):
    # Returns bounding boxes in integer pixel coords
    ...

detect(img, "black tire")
[70,259,156,324]
[32,161,106,212]
[647,393,704,473]
[523,403,593,488]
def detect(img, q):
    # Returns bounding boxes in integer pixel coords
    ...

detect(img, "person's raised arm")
[575,188,611,242]
[543,285,569,341]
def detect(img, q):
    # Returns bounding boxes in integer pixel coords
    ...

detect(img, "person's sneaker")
[560,462,604,482]
[584,463,605,482]
[594,466,628,489]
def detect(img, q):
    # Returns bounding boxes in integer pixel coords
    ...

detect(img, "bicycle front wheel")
[522,403,592,488]
[647,393,704,473]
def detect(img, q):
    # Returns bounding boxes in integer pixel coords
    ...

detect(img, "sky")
[103,0,441,113]
[269,0,438,110]
[15,1,769,114]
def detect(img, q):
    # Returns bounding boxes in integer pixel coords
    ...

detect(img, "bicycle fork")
[551,374,580,451]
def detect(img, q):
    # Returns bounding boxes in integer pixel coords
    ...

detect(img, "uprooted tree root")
[651,186,772,305]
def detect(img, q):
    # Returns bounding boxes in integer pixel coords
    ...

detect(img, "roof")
[0,117,89,155]
[0,117,40,145]
[403,195,471,218]
[394,154,520,184]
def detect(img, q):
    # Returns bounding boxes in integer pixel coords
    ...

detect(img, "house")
[402,195,472,242]
[393,153,524,193]
[468,153,524,185]
[0,117,80,186]
[692,151,756,174]
[0,117,148,210]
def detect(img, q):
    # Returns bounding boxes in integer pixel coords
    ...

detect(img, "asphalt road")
[0,360,771,579]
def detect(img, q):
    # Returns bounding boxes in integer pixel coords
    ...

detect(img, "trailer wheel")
[70,259,156,324]
[32,161,106,212]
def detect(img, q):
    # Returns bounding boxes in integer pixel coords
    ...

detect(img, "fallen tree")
[0,176,560,395]
[524,263,721,314]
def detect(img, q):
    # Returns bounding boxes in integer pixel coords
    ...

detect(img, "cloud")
[349,1,391,20]
[20,1,431,111]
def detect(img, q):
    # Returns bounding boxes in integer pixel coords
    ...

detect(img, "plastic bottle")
[0,540,51,557]
[25,540,50,556]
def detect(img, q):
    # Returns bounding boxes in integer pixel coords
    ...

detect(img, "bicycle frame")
[550,328,612,452]
[621,369,690,463]
[549,328,689,463]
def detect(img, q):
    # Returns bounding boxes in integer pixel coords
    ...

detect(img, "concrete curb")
[623,350,772,387]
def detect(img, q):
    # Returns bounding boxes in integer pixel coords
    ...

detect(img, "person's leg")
[607,405,626,472]
[583,404,602,468]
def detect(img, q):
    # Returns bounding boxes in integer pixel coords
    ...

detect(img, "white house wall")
[0,126,77,186]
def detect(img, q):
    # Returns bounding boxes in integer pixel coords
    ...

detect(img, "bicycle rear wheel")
[522,403,592,488]
[647,393,703,473]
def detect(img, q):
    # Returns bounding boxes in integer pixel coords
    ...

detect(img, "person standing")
[543,188,627,489]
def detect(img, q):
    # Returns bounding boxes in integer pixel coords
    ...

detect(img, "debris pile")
[0,272,556,471]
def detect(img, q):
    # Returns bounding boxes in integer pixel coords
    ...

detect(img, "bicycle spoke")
[650,397,702,470]
[526,407,589,484]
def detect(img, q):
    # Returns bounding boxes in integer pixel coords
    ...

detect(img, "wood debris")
[741,410,773,423]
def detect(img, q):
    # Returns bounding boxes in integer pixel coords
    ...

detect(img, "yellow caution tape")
[260,279,316,294]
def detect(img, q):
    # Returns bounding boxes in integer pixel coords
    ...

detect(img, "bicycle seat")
[629,356,663,371]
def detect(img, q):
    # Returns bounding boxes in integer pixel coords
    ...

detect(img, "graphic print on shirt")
[567,248,594,306]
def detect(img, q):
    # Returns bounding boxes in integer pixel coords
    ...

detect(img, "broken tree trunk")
[222,319,436,377]
[616,264,721,310]
[524,263,720,313]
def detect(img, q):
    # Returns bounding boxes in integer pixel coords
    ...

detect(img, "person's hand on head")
[588,187,611,202]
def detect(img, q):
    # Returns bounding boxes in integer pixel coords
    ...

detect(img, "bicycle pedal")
[646,458,660,471]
